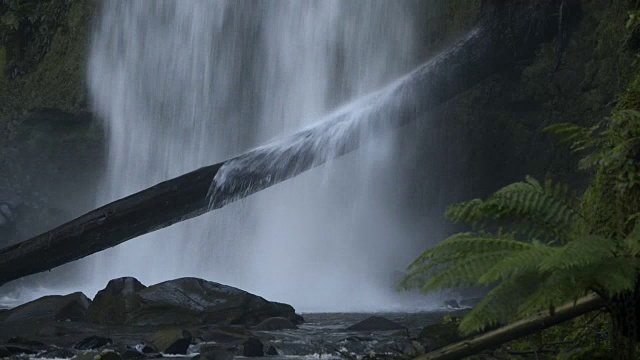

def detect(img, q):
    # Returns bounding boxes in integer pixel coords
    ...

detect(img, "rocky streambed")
[0,277,467,359]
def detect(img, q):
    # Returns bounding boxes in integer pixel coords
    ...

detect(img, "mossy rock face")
[0,292,91,324]
[0,1,95,137]
[87,277,147,324]
[0,2,102,245]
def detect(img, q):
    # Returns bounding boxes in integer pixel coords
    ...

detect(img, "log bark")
[0,0,564,286]
[417,293,606,360]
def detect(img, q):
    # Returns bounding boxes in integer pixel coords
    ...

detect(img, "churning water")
[85,0,432,312]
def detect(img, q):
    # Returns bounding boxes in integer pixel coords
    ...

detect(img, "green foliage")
[445,176,584,242]
[0,1,93,136]
[0,0,74,74]
[400,175,640,335]
[402,79,640,337]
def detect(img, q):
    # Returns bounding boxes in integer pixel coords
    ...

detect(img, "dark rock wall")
[0,1,103,247]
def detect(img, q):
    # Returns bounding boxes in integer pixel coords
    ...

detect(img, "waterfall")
[86,0,430,312]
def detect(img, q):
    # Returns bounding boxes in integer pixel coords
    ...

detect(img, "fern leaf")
[538,235,617,272]
[589,257,639,296]
[459,274,539,335]
[624,220,640,256]
[419,252,514,292]
[479,242,553,284]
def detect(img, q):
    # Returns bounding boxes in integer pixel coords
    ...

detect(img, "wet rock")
[71,351,100,360]
[97,277,302,326]
[265,345,278,356]
[96,351,123,360]
[7,337,51,352]
[253,317,298,331]
[2,344,39,355]
[1,292,91,323]
[346,316,405,331]
[197,348,234,360]
[147,329,192,355]
[242,337,263,357]
[38,348,77,359]
[88,277,147,324]
[120,350,144,360]
[74,336,113,350]
[0,346,11,358]
[444,299,460,309]
[459,297,483,308]
[199,326,251,344]
[134,344,157,354]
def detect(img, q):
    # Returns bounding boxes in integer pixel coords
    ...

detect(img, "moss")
[21,2,90,113]
[0,1,94,140]
[0,46,6,96]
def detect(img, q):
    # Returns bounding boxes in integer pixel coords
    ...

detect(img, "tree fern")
[445,176,584,243]
[402,176,640,337]
[401,77,640,348]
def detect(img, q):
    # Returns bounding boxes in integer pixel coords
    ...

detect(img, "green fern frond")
[625,220,640,256]
[588,257,638,296]
[538,235,617,272]
[544,122,601,153]
[517,271,590,317]
[459,275,540,335]
[419,252,515,293]
[446,177,583,242]
[405,232,527,270]
[479,242,552,284]
[401,233,530,290]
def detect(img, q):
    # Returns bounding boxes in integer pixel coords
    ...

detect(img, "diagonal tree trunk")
[0,0,566,286]
[416,293,606,360]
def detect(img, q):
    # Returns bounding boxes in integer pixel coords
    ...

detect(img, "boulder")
[96,351,123,360]
[2,344,39,355]
[0,346,11,358]
[253,317,298,331]
[265,345,278,356]
[346,316,405,331]
[74,336,113,350]
[91,277,302,326]
[444,299,460,309]
[198,326,252,344]
[242,337,264,357]
[134,344,157,354]
[7,337,51,351]
[87,277,147,324]
[146,329,192,355]
[460,297,483,308]
[1,292,91,323]
[120,350,144,360]
[38,348,77,359]
[71,352,100,360]
[197,348,234,360]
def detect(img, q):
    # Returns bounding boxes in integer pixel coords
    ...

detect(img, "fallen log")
[0,0,565,286]
[417,293,607,360]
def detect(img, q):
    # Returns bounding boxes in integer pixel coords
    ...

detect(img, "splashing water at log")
[82,0,430,311]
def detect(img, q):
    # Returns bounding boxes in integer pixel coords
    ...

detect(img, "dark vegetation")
[403,1,640,359]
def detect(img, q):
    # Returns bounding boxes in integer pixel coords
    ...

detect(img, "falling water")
[86,0,431,312]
